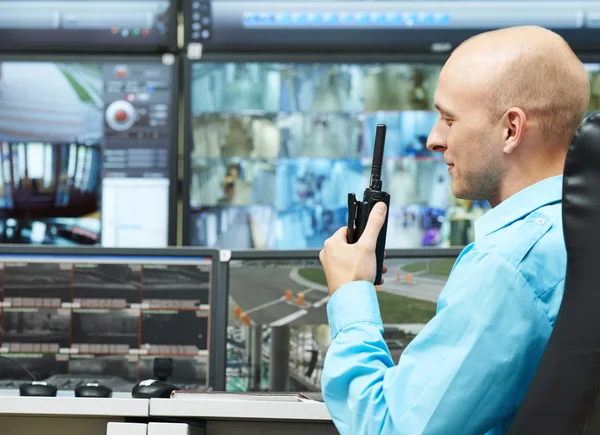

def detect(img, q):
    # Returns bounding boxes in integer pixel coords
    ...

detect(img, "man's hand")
[319,202,388,295]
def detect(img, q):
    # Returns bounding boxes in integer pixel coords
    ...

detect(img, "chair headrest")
[563,112,600,251]
[508,111,600,434]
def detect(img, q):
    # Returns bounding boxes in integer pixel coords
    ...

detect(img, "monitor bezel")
[0,52,180,248]
[226,247,464,261]
[180,51,453,246]
[0,243,226,390]
[0,0,179,54]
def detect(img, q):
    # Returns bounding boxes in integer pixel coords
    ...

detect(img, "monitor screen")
[0,250,216,391]
[0,55,177,247]
[0,0,176,53]
[224,250,459,392]
[186,1,600,53]
[185,59,492,249]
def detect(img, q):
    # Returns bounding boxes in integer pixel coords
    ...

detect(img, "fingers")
[358,202,387,249]
[382,264,388,274]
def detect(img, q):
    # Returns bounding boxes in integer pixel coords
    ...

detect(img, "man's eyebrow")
[434,103,456,118]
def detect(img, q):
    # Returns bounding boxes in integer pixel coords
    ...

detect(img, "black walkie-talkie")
[347,124,390,286]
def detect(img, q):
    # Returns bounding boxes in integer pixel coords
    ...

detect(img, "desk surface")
[150,397,332,421]
[0,395,332,422]
[0,396,149,417]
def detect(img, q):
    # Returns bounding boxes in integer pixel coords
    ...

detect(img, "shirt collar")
[474,175,563,239]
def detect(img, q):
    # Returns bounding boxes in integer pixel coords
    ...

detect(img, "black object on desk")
[132,379,179,398]
[19,382,58,397]
[75,382,113,398]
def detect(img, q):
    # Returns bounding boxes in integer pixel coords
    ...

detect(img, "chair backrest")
[508,112,600,434]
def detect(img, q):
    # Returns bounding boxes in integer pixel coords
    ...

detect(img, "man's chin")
[452,185,475,201]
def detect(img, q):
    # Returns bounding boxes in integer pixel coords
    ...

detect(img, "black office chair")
[507,112,600,434]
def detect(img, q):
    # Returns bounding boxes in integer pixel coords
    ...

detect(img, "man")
[319,26,590,435]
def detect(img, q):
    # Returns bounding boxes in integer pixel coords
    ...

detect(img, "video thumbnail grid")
[188,62,453,250]
[0,261,211,386]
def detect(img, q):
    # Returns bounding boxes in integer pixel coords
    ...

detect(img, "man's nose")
[426,130,447,153]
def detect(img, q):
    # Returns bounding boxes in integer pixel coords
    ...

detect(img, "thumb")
[359,202,387,249]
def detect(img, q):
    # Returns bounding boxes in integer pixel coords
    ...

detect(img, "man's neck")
[489,166,565,208]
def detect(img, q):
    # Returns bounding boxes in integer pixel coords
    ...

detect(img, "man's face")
[426,64,505,201]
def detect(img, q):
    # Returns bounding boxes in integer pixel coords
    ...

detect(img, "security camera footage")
[0,255,213,390]
[139,355,208,386]
[188,61,466,249]
[0,58,174,248]
[225,254,457,392]
[0,0,175,52]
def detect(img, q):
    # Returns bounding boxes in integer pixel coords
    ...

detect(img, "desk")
[0,396,148,435]
[150,397,337,435]
[0,395,338,435]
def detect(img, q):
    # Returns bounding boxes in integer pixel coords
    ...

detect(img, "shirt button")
[535,217,545,225]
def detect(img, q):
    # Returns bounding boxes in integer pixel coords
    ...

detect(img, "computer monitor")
[0,54,178,247]
[0,0,177,53]
[0,245,225,391]
[182,53,490,250]
[185,0,600,53]
[220,247,462,392]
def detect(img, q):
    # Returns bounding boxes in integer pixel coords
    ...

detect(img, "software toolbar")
[0,0,174,52]
[187,0,600,51]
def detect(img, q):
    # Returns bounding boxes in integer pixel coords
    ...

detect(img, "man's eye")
[441,117,452,126]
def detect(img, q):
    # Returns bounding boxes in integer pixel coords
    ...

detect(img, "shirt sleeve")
[321,252,553,435]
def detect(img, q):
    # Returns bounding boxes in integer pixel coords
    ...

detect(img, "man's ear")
[502,107,526,154]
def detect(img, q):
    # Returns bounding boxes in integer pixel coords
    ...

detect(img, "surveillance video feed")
[0,218,101,245]
[0,62,102,241]
[585,64,600,112]
[188,61,476,249]
[275,159,362,249]
[2,308,70,349]
[191,63,281,113]
[2,262,72,305]
[0,354,69,380]
[72,263,140,308]
[141,310,209,352]
[225,254,457,391]
[68,354,138,384]
[443,196,491,247]
[139,355,208,387]
[363,111,440,159]
[364,64,441,111]
[71,309,140,349]
[190,158,276,207]
[0,255,215,387]
[190,205,277,249]
[277,113,362,158]
[0,59,175,247]
[192,114,280,159]
[279,64,364,113]
[141,264,211,309]
[368,159,450,247]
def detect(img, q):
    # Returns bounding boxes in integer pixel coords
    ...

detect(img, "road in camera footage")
[228,257,455,328]
[0,62,103,142]
[225,257,456,391]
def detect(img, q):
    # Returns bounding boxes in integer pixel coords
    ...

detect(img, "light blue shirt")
[322,175,566,435]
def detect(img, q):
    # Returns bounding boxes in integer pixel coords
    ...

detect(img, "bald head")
[444,26,590,146]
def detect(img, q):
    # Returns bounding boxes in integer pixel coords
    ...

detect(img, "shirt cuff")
[327,280,383,340]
